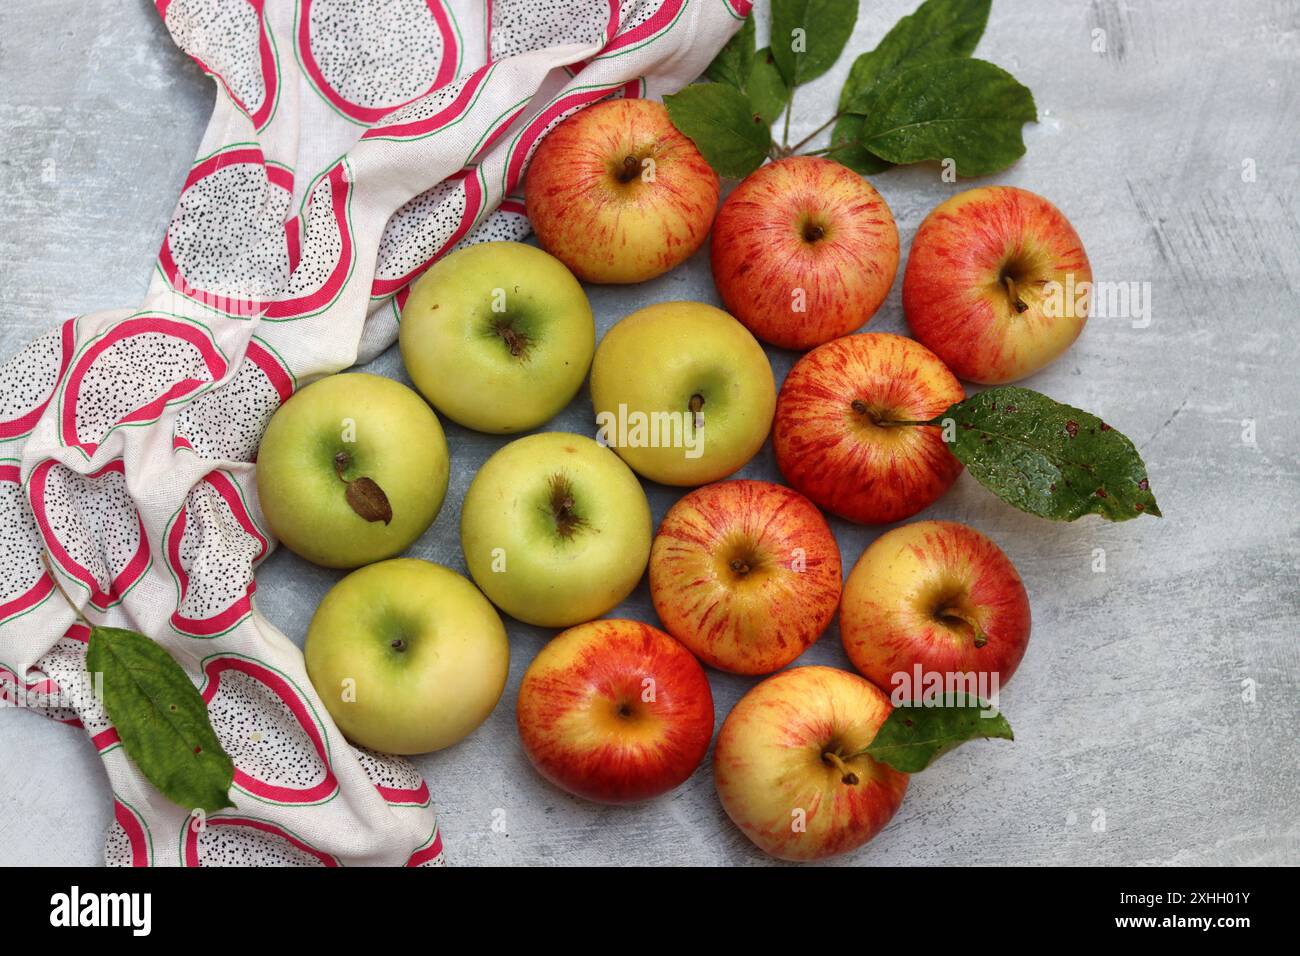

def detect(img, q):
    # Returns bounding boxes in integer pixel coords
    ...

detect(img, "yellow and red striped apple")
[714,666,908,861]
[710,156,899,350]
[649,479,841,674]
[525,98,719,284]
[903,186,1092,384]
[773,333,964,525]
[516,619,714,804]
[840,521,1032,700]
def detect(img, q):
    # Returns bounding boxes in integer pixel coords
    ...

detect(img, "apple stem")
[822,751,860,786]
[617,154,640,183]
[688,393,705,429]
[1002,275,1029,314]
[498,324,527,357]
[548,473,586,539]
[853,400,909,428]
[939,607,990,648]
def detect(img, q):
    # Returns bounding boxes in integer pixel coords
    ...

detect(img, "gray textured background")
[1,0,1297,866]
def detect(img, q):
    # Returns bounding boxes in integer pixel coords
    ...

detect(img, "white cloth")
[0,0,746,866]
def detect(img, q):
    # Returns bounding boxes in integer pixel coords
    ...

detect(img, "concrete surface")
[1,0,1297,866]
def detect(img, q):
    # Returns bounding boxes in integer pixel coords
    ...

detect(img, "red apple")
[525,98,719,284]
[649,480,842,675]
[714,665,908,861]
[840,521,1031,701]
[515,619,714,804]
[903,186,1092,384]
[773,333,964,525]
[710,156,899,350]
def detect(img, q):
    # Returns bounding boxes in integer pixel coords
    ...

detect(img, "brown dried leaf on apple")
[344,476,393,525]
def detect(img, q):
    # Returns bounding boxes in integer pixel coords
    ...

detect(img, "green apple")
[460,432,651,628]
[305,558,508,754]
[256,372,449,569]
[399,241,595,433]
[589,301,776,486]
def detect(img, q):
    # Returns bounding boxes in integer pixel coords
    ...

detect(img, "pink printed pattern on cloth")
[0,0,744,865]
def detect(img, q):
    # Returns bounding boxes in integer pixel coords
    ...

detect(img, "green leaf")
[771,0,859,86]
[855,58,1037,177]
[706,14,756,91]
[664,83,772,180]
[925,386,1162,521]
[839,0,991,112]
[749,48,791,126]
[862,698,1013,773]
[829,113,893,174]
[87,626,235,813]
[704,20,789,128]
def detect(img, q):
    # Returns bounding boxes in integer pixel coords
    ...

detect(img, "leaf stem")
[805,140,858,158]
[789,112,840,154]
[781,84,794,149]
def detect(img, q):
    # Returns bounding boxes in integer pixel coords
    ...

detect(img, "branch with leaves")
[666,0,1035,181]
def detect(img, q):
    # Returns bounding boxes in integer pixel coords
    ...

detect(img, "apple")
[773,332,963,525]
[589,301,775,487]
[256,372,449,569]
[710,156,899,350]
[525,98,719,283]
[649,479,841,674]
[460,432,652,628]
[840,521,1031,700]
[903,185,1092,384]
[398,241,595,434]
[304,558,508,754]
[515,618,714,803]
[714,665,908,861]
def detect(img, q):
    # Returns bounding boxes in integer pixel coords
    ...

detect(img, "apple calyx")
[822,751,861,786]
[802,222,826,244]
[334,452,393,525]
[547,473,586,540]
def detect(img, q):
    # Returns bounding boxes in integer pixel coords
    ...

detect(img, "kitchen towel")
[0,0,747,866]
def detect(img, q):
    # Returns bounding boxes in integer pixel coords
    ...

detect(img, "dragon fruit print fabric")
[0,0,748,866]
